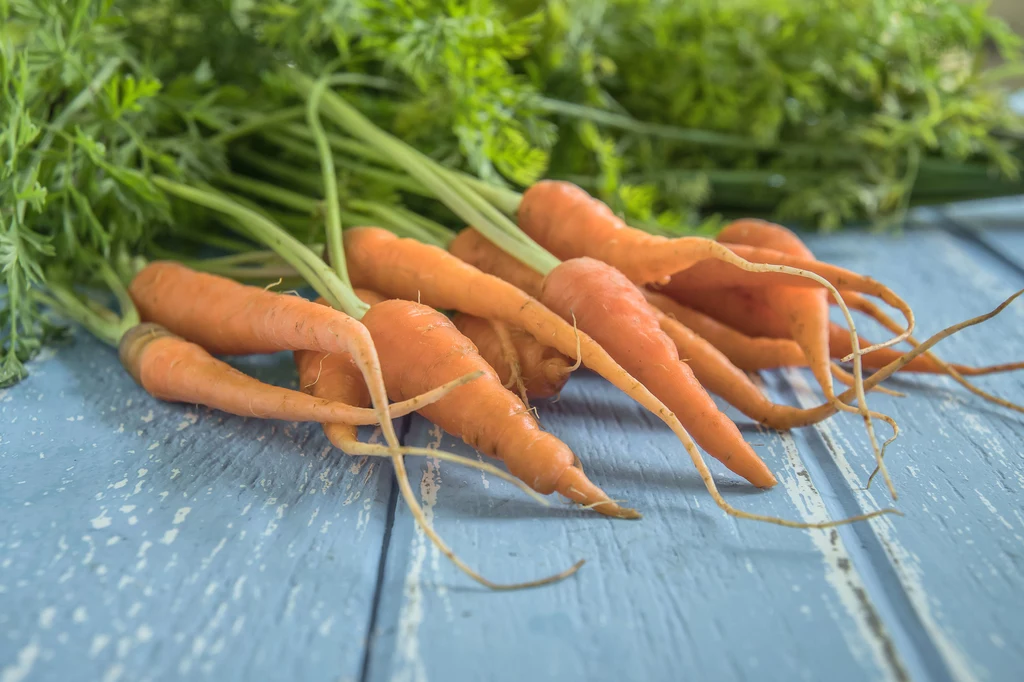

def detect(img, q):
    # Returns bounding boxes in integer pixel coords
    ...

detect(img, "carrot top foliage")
[2,0,1022,386]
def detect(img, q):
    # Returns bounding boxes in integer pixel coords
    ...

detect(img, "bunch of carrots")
[47,73,1024,590]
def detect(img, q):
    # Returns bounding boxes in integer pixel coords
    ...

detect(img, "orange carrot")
[356,296,638,519]
[449,227,544,298]
[642,291,804,370]
[715,220,848,408]
[644,286,992,377]
[452,227,811,425]
[292,310,553,506]
[518,180,913,356]
[119,323,411,425]
[129,260,482,450]
[451,228,905,425]
[347,227,776,489]
[452,313,574,400]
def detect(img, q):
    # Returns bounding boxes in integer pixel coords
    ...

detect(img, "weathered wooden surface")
[3,205,1023,682]
[1,341,397,682]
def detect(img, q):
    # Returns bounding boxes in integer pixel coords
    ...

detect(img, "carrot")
[348,226,776,487]
[128,259,484,419]
[449,227,544,297]
[714,220,898,494]
[309,81,898,528]
[452,313,574,401]
[304,83,582,591]
[353,295,638,520]
[452,229,903,427]
[518,181,913,357]
[292,320,553,506]
[512,181,905,493]
[117,322,409,424]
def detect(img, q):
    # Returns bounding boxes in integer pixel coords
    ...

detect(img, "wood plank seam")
[358,415,410,682]
[935,209,1024,278]
[771,377,957,682]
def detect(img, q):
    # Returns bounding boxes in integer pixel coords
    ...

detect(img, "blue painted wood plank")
[793,225,1024,682]
[366,385,910,682]
[928,198,1024,271]
[0,335,393,682]
[366,224,1024,682]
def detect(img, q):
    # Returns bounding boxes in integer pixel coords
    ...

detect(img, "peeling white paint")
[101,663,124,682]
[784,369,983,682]
[89,634,111,658]
[772,431,899,680]
[159,529,179,545]
[393,424,445,682]
[0,639,40,682]
[38,607,56,629]
[90,509,112,530]
[230,576,247,602]
[172,507,191,525]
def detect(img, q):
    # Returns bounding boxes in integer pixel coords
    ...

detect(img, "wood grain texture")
[366,224,1024,682]
[0,338,395,682]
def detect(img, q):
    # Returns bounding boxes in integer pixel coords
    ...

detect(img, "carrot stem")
[216,173,317,214]
[288,70,558,274]
[37,287,121,347]
[211,106,305,145]
[150,176,368,318]
[306,78,352,289]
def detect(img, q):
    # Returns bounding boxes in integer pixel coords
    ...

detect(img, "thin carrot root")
[339,440,550,508]
[391,451,585,590]
[665,383,901,529]
[386,371,488,418]
[866,419,902,492]
[841,292,1024,414]
[857,288,1024,402]
[832,364,906,398]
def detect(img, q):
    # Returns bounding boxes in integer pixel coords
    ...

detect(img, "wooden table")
[2,202,1022,682]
